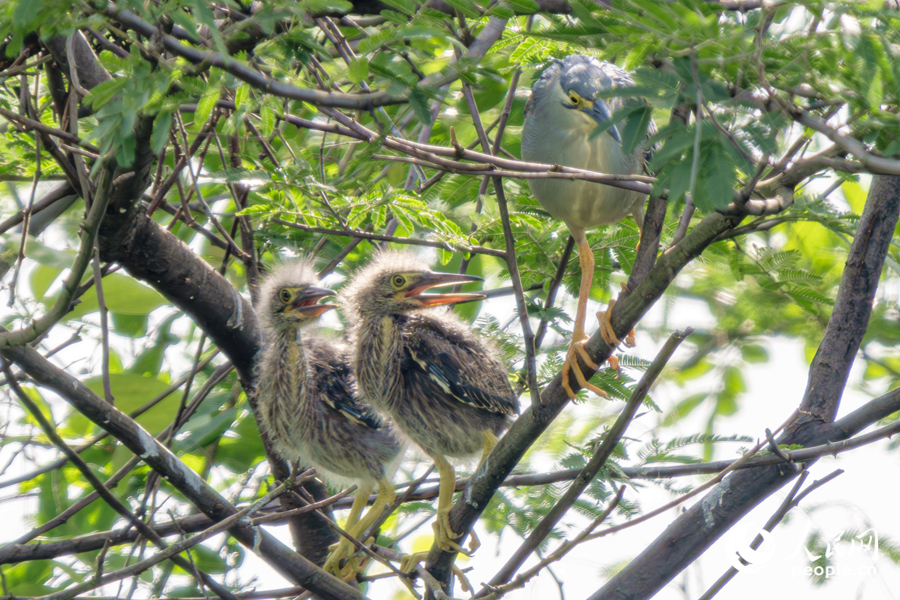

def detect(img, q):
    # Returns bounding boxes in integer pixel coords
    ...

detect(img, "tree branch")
[0,338,368,600]
[587,176,900,600]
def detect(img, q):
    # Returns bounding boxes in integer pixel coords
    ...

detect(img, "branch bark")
[422,208,747,592]
[587,175,900,600]
[0,338,368,600]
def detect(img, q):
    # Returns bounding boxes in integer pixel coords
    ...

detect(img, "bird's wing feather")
[403,320,517,416]
[306,339,383,430]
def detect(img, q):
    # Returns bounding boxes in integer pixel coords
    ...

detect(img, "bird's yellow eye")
[279,289,292,303]
[391,275,406,289]
[568,91,579,105]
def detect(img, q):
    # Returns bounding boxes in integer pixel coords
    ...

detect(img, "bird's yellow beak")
[404,272,486,307]
[286,286,337,318]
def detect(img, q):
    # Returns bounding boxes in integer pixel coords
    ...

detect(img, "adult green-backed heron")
[340,251,519,559]
[522,55,655,399]
[254,260,403,577]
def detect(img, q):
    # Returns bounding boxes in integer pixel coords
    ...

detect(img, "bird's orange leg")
[561,236,606,399]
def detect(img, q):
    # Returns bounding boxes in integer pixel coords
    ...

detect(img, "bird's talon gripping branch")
[625,327,636,348]
[323,539,356,577]
[433,508,469,554]
[597,300,621,348]
[467,528,481,553]
[574,339,600,370]
[561,338,607,399]
[399,553,469,598]
[607,354,621,376]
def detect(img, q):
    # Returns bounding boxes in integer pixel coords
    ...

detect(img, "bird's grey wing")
[307,340,383,430]
[403,323,518,416]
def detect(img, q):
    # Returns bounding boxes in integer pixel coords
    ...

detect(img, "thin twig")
[91,245,114,405]
[272,218,506,258]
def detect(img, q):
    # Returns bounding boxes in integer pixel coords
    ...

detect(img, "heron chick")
[254,260,403,577]
[522,55,655,398]
[340,251,519,558]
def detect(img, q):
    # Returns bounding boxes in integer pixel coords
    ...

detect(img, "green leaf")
[348,57,369,84]
[63,273,167,319]
[234,84,249,110]
[195,87,220,127]
[259,105,277,137]
[740,344,769,364]
[502,0,540,14]
[620,105,653,155]
[151,111,174,155]
[441,0,480,18]
[111,313,149,338]
[85,78,127,109]
[80,374,177,434]
[408,89,433,126]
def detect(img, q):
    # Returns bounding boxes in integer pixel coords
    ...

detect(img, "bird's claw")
[433,508,471,554]
[399,551,470,596]
[603,292,636,348]
[561,337,606,399]
[467,528,481,553]
[323,536,373,579]
[597,300,621,347]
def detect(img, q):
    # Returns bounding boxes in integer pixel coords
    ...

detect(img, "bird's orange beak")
[406,272,485,307]
[287,286,337,318]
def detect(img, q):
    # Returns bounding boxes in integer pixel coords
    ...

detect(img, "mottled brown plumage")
[340,251,519,555]
[254,260,402,576]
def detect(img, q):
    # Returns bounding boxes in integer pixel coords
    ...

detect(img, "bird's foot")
[323,536,372,579]
[597,300,621,347]
[467,528,481,553]
[611,285,636,348]
[561,336,606,399]
[433,507,471,555]
[399,552,471,595]
[399,551,428,574]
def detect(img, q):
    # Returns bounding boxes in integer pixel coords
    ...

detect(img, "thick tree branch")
[587,176,900,600]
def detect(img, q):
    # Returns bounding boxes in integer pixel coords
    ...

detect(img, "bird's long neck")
[269,326,307,403]
[355,314,402,410]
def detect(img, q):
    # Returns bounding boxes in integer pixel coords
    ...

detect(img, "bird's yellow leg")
[561,236,606,399]
[430,454,469,554]
[477,430,498,471]
[349,478,395,543]
[455,430,499,554]
[323,480,373,576]
[329,478,396,578]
